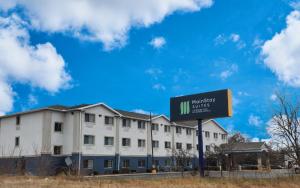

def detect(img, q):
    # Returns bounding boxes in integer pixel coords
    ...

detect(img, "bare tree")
[172,148,193,177]
[267,93,300,166]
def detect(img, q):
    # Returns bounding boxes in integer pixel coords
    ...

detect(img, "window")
[122,138,131,146]
[186,143,192,150]
[54,122,63,132]
[122,160,130,168]
[15,137,20,147]
[53,146,62,155]
[84,135,95,145]
[152,140,159,148]
[222,134,227,140]
[105,116,114,125]
[176,127,182,134]
[151,123,159,131]
[165,159,172,166]
[154,160,159,166]
[138,139,146,147]
[164,125,171,133]
[104,160,113,168]
[214,133,218,139]
[104,137,114,146]
[138,160,146,168]
[165,141,171,149]
[186,128,192,135]
[138,121,146,129]
[186,160,192,167]
[197,144,199,150]
[176,142,182,149]
[85,113,95,123]
[206,145,210,152]
[205,131,210,138]
[83,160,93,169]
[16,115,20,125]
[122,119,131,128]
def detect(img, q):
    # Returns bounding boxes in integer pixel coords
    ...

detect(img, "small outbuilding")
[221,142,270,171]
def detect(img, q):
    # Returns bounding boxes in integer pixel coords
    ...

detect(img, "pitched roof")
[221,142,267,153]
[114,109,152,120]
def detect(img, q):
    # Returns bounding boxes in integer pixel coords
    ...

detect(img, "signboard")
[170,89,232,122]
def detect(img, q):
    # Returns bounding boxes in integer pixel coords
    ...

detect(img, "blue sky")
[1,0,300,140]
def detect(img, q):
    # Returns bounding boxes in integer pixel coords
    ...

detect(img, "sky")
[1,0,300,141]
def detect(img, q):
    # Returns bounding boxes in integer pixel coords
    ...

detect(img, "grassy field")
[0,176,300,188]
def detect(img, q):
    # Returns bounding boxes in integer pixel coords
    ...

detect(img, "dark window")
[176,142,182,149]
[122,160,130,168]
[164,125,171,132]
[214,133,218,139]
[15,137,20,147]
[138,121,146,129]
[176,127,182,134]
[104,116,114,125]
[222,134,227,140]
[54,122,63,132]
[154,160,159,166]
[151,123,159,131]
[138,139,145,147]
[53,146,62,155]
[165,159,172,166]
[104,160,113,168]
[85,113,95,123]
[205,131,210,138]
[104,137,114,146]
[83,160,93,169]
[84,135,95,145]
[197,144,199,150]
[152,140,159,148]
[122,119,131,128]
[138,160,145,168]
[186,143,192,150]
[122,138,131,146]
[16,116,20,125]
[165,141,171,149]
[186,128,192,135]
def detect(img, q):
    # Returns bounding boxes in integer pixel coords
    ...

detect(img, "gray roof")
[221,142,267,153]
[114,109,153,120]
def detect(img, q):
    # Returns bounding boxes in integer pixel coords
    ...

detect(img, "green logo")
[180,101,190,115]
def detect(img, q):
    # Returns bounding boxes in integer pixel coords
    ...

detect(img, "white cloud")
[238,91,250,96]
[28,94,38,106]
[270,94,277,101]
[145,68,162,80]
[220,64,238,80]
[1,0,213,50]
[150,37,166,49]
[132,109,150,115]
[251,137,259,142]
[248,114,263,127]
[152,83,166,91]
[0,15,71,114]
[230,33,240,42]
[262,11,300,87]
[290,1,300,10]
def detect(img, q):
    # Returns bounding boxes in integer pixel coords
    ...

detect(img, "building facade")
[0,103,228,175]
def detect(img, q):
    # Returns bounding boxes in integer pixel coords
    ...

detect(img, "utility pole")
[198,119,204,177]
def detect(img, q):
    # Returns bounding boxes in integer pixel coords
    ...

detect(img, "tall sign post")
[170,89,232,177]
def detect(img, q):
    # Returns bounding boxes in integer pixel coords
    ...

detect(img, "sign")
[170,89,232,122]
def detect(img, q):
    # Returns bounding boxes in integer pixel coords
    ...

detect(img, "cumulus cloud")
[145,68,163,80]
[214,33,245,49]
[1,0,213,50]
[149,37,166,49]
[0,15,71,114]
[262,11,300,87]
[270,94,277,101]
[248,114,263,127]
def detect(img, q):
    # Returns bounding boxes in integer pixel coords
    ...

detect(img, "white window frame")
[83,159,94,169]
[104,136,114,146]
[104,116,114,125]
[152,140,159,148]
[138,121,146,129]
[122,138,131,147]
[104,160,113,168]
[84,135,95,145]
[138,139,146,147]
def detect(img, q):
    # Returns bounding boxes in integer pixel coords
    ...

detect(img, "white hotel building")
[0,103,228,175]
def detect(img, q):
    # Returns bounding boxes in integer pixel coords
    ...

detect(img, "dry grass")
[0,176,300,188]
